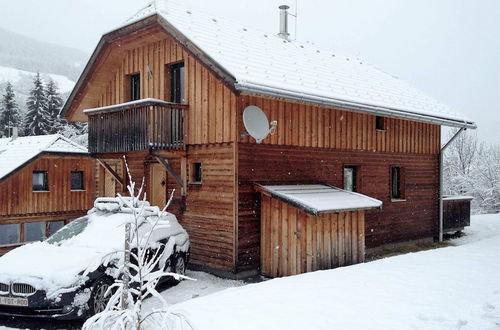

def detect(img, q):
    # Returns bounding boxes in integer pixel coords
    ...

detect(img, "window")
[343,166,357,192]
[71,171,85,190]
[129,73,141,101]
[391,166,404,200]
[24,221,46,242]
[0,224,20,246]
[170,62,185,103]
[48,220,65,237]
[32,171,48,191]
[376,116,385,130]
[191,162,202,183]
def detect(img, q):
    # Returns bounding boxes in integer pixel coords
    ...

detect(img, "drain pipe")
[439,127,466,242]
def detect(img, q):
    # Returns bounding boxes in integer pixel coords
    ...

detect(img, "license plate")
[0,296,28,307]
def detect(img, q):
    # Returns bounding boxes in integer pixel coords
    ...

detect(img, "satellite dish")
[243,105,277,143]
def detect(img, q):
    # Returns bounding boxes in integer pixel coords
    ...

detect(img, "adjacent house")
[0,134,93,254]
[61,2,476,278]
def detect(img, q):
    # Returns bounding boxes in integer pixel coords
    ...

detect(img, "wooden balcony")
[86,99,187,154]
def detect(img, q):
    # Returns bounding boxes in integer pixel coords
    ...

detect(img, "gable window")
[71,171,85,190]
[343,166,357,192]
[391,166,404,200]
[376,116,385,130]
[170,62,185,103]
[32,171,49,191]
[129,73,141,101]
[191,162,202,184]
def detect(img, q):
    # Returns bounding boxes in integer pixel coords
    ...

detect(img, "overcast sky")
[1,0,498,144]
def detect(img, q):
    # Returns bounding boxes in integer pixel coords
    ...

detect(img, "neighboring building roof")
[255,184,382,215]
[0,134,88,181]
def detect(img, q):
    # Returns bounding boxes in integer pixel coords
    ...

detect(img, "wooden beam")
[97,158,124,186]
[152,153,185,195]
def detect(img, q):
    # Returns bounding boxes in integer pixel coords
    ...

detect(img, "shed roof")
[0,134,88,182]
[119,1,474,128]
[255,184,382,215]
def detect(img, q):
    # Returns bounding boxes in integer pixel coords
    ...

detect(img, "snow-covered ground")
[150,213,500,330]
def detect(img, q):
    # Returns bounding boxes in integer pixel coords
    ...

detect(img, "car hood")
[0,242,115,298]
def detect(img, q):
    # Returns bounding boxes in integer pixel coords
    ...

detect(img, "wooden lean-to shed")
[255,184,382,277]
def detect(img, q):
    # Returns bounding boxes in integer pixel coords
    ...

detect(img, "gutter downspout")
[439,127,466,242]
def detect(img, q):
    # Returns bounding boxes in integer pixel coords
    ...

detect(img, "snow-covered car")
[0,197,189,320]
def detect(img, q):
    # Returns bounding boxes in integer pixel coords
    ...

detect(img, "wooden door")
[149,163,167,208]
[102,166,116,197]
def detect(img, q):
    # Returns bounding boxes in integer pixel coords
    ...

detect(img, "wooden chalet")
[0,134,93,254]
[61,2,476,278]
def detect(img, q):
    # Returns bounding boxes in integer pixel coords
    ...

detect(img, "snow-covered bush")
[83,158,190,330]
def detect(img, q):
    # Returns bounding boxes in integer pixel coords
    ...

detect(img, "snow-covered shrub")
[83,157,190,330]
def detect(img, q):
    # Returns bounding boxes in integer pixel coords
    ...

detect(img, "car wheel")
[88,277,113,316]
[173,253,186,280]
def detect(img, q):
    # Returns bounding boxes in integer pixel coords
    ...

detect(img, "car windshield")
[45,216,89,245]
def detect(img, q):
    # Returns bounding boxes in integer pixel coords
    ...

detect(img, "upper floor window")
[32,171,49,191]
[71,171,85,191]
[376,116,385,130]
[391,166,404,200]
[129,73,141,101]
[343,166,357,192]
[170,62,185,103]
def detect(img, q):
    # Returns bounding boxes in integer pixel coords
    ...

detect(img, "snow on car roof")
[256,184,382,215]
[121,0,474,128]
[0,134,87,181]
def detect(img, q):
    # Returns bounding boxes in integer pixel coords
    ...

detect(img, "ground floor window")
[24,221,46,242]
[48,220,65,236]
[391,166,404,200]
[0,224,20,246]
[343,166,358,192]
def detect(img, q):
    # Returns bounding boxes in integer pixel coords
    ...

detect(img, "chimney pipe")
[278,5,290,40]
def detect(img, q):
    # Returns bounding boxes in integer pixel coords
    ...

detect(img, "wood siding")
[0,155,94,219]
[238,143,439,271]
[261,195,365,277]
[87,33,238,145]
[238,95,441,154]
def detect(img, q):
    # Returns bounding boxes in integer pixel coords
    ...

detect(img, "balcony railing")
[85,99,187,154]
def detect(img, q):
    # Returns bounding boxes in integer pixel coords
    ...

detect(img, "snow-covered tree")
[24,73,51,135]
[444,128,500,214]
[83,158,189,330]
[0,81,22,137]
[45,78,64,133]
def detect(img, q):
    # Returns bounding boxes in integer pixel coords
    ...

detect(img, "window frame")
[343,165,359,192]
[127,73,141,101]
[376,116,386,131]
[32,170,49,192]
[70,171,85,191]
[190,162,202,184]
[169,62,185,104]
[390,166,405,201]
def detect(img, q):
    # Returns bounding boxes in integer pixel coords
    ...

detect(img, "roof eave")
[236,82,477,129]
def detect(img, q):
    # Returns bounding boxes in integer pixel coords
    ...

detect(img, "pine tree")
[45,79,64,133]
[0,82,21,137]
[24,73,51,136]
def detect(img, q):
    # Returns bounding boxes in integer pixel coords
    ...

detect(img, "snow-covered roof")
[0,134,88,181]
[120,1,474,128]
[256,184,382,215]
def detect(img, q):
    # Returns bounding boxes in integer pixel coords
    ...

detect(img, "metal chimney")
[278,5,290,40]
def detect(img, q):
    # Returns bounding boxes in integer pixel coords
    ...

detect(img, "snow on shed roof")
[0,134,88,181]
[255,184,382,215]
[121,1,474,128]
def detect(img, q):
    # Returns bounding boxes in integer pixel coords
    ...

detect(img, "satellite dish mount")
[242,105,277,143]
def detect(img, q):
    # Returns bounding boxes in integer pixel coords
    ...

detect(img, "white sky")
[1,0,498,144]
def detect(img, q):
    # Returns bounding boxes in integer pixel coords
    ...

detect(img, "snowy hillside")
[0,66,75,94]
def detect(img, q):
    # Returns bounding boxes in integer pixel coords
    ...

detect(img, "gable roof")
[255,184,382,215]
[0,134,88,182]
[62,1,475,129]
